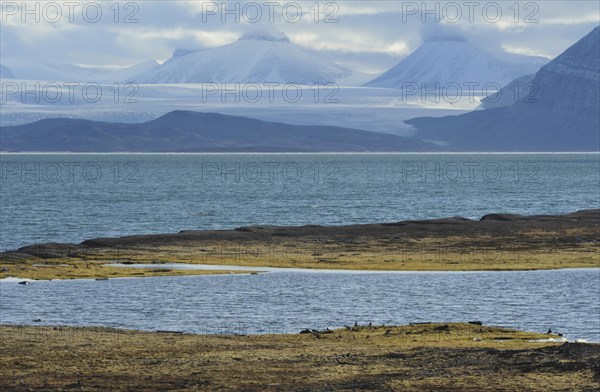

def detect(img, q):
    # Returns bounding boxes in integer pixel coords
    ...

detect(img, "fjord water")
[1,153,599,250]
[1,153,599,339]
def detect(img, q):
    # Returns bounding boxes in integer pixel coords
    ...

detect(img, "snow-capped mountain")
[364,37,549,91]
[2,60,159,82]
[0,64,15,79]
[406,26,600,151]
[130,31,353,85]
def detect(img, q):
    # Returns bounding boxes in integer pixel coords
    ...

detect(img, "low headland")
[1,209,598,280]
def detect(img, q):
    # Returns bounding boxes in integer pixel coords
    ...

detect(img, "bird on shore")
[547,328,553,334]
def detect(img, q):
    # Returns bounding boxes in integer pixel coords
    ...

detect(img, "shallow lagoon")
[2,268,599,341]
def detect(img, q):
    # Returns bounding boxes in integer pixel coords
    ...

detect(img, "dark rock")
[480,214,522,221]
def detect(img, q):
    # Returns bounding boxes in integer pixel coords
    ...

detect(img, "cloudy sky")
[1,0,599,74]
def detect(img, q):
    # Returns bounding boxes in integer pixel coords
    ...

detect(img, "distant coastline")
[2,151,600,154]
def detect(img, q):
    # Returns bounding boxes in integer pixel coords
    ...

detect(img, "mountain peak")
[130,30,351,84]
[364,38,548,89]
[407,26,600,151]
[423,35,467,43]
[239,30,290,43]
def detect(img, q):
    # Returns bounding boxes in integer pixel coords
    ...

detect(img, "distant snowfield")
[0,82,478,135]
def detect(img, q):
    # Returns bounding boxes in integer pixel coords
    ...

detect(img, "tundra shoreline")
[1,323,598,391]
[1,210,598,280]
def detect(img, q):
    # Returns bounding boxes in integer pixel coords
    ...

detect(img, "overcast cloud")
[1,0,598,74]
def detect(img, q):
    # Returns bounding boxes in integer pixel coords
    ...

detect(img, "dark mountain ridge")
[0,110,440,152]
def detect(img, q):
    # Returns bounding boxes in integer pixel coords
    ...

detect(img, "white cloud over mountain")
[1,0,598,76]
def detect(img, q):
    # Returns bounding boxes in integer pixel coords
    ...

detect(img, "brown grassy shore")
[1,210,598,280]
[1,323,598,391]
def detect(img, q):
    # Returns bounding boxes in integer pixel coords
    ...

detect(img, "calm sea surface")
[1,153,599,250]
[1,153,599,338]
